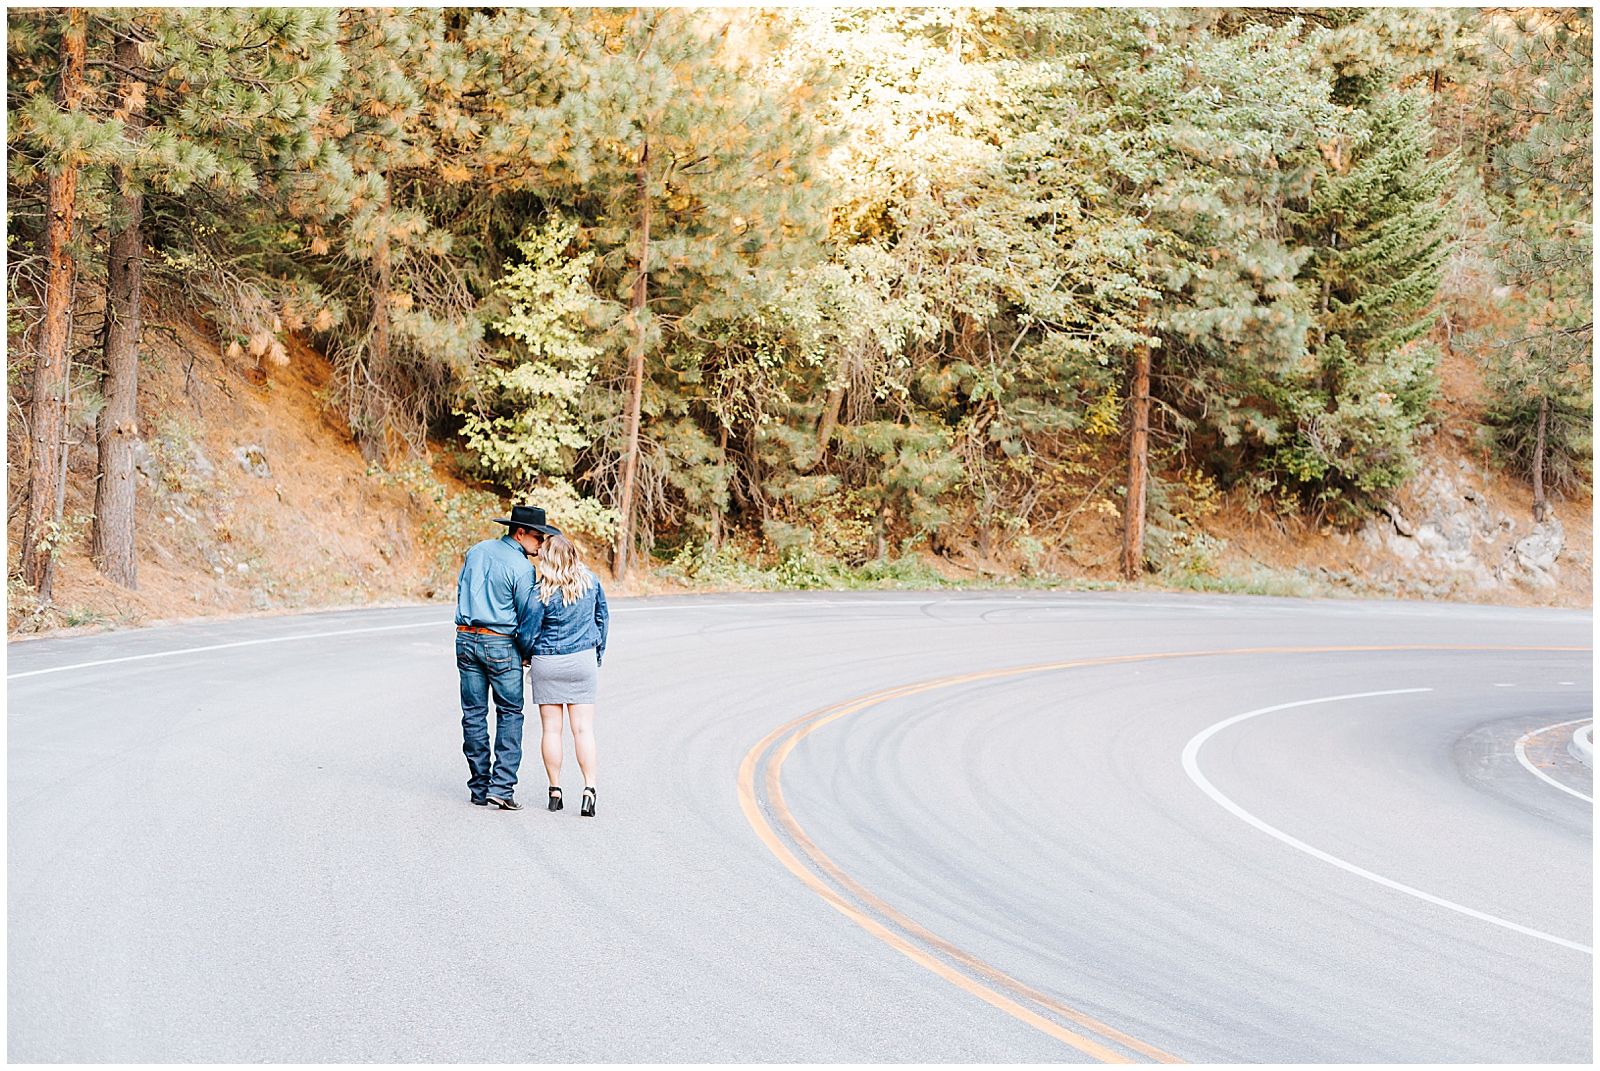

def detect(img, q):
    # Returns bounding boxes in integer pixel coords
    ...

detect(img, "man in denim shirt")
[455,505,560,809]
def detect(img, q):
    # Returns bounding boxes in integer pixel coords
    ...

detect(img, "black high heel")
[580,786,596,817]
[548,786,563,812]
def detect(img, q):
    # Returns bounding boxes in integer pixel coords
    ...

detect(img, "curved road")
[8,592,1592,1062]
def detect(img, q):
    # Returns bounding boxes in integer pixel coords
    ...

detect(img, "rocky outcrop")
[1357,460,1566,591]
[232,444,272,479]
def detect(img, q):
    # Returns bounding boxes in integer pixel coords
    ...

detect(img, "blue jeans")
[457,633,525,800]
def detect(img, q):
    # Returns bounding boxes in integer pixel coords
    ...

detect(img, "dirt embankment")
[7,311,1590,639]
[1191,340,1592,607]
[10,315,475,634]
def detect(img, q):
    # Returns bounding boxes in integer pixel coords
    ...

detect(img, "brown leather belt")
[457,625,510,636]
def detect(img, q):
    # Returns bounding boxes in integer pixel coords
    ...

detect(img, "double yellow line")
[737,645,1589,1062]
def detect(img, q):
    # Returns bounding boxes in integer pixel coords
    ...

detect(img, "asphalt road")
[8,592,1592,1062]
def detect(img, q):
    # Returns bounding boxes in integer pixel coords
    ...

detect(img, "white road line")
[6,620,451,680]
[1515,718,1594,803]
[1182,688,1594,956]
[8,598,941,681]
[612,598,1000,610]
[608,600,935,611]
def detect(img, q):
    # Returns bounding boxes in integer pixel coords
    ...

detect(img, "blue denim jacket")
[527,568,609,665]
[455,535,540,658]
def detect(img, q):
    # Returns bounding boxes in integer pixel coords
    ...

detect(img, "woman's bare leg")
[539,703,566,787]
[567,703,597,787]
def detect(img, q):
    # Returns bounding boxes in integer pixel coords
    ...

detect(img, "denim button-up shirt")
[455,535,539,656]
[527,568,609,665]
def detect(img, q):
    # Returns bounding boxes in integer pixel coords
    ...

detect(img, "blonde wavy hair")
[537,534,593,606]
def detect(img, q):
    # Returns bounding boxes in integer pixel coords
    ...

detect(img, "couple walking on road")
[454,505,609,816]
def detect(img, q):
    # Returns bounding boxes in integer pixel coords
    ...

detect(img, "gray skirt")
[528,648,599,704]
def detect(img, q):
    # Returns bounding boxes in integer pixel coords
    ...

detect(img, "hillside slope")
[7,314,1590,637]
[10,314,476,632]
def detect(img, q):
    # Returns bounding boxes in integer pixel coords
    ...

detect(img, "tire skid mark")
[739,645,1590,1061]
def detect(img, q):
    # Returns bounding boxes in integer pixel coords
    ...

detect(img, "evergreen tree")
[7,8,341,597]
[733,9,1153,560]
[7,10,120,601]
[1276,88,1454,516]
[1029,11,1352,568]
[1477,8,1592,517]
[89,8,342,587]
[276,7,481,465]
[271,8,585,470]
[11,8,98,603]
[478,8,834,578]
[94,25,147,590]
[12,8,1577,593]
[458,217,601,490]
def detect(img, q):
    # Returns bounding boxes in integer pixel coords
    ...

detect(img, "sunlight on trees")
[7,7,1590,592]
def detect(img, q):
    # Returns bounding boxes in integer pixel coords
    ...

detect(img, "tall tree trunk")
[358,179,392,466]
[710,423,729,548]
[613,141,650,582]
[1121,335,1152,581]
[21,9,87,604]
[1531,394,1548,522]
[799,381,844,473]
[93,35,147,589]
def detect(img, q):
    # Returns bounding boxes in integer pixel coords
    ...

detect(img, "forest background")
[6,7,1592,629]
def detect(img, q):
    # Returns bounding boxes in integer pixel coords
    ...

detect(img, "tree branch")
[84,59,163,86]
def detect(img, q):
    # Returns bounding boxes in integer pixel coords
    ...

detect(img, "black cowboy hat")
[493,504,561,536]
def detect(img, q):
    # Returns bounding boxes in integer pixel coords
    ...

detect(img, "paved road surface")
[8,593,1592,1061]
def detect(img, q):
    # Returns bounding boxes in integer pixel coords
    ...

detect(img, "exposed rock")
[190,446,217,482]
[1513,517,1565,587]
[233,444,272,479]
[1356,461,1560,592]
[131,439,156,481]
[1378,502,1415,537]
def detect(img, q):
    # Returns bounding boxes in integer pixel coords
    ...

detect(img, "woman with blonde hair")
[526,532,609,817]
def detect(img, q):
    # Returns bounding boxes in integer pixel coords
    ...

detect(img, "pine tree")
[16,7,1554,594]
[92,25,146,588]
[1477,9,1592,518]
[7,8,342,594]
[480,8,833,579]
[280,8,498,467]
[1276,88,1454,515]
[1030,11,1352,570]
[90,9,341,588]
[733,9,1152,560]
[457,218,602,489]
[9,7,119,603]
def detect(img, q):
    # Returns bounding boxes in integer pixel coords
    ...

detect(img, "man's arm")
[514,566,543,662]
[454,552,472,625]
